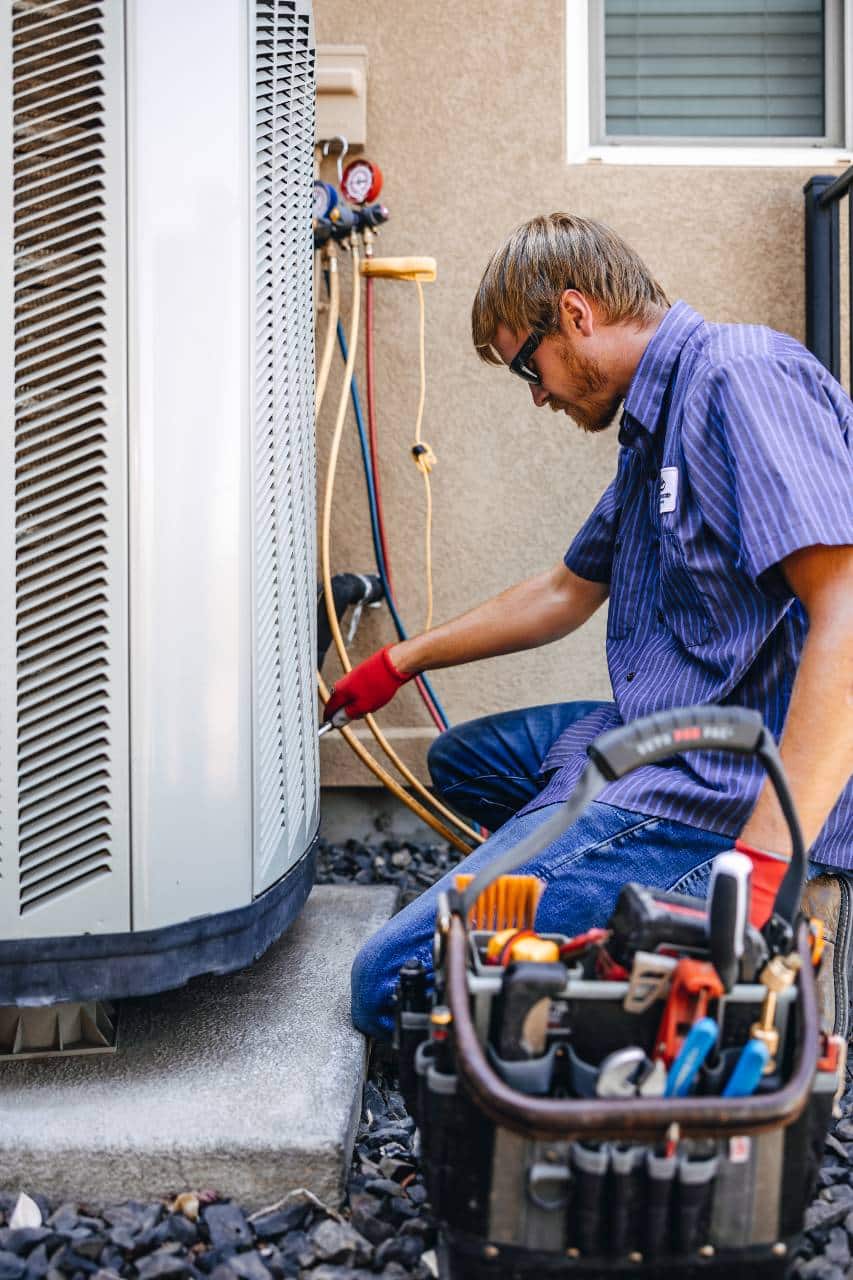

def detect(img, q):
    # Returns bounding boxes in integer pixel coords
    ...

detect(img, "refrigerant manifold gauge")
[313,179,338,220]
[341,158,383,206]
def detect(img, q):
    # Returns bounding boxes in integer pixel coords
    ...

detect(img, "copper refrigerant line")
[314,143,452,736]
[314,150,482,853]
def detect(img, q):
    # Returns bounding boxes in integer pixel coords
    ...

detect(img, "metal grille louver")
[252,0,318,891]
[11,0,126,921]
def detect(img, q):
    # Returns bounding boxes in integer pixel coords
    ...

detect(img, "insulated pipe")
[319,241,481,850]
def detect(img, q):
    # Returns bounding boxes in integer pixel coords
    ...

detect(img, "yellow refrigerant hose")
[317,238,481,854]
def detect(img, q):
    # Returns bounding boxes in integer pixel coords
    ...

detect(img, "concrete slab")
[0,885,398,1209]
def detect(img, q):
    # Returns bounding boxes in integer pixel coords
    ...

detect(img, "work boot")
[800,874,853,1040]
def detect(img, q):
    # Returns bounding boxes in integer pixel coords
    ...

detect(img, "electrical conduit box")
[0,0,320,1005]
[316,44,368,146]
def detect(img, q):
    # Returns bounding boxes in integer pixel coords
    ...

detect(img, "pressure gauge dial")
[313,180,338,220]
[341,159,383,206]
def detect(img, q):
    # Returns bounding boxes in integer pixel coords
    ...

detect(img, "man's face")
[493,317,624,434]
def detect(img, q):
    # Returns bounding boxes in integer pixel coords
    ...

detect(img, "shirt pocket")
[659,529,714,649]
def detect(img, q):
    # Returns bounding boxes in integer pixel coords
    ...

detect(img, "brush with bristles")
[454,873,544,932]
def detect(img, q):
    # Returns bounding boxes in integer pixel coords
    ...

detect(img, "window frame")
[567,0,853,165]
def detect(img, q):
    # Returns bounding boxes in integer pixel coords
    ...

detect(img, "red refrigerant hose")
[365,271,446,735]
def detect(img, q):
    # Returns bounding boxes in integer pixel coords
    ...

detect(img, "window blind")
[604,0,826,139]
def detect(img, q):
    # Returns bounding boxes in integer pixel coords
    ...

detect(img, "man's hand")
[323,645,415,725]
[739,543,853,856]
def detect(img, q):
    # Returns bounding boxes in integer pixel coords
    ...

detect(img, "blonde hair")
[472,213,669,364]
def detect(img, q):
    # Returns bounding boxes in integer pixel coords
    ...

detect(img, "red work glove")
[735,839,790,928]
[324,645,415,724]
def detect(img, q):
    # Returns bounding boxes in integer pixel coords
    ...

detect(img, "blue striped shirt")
[520,301,853,867]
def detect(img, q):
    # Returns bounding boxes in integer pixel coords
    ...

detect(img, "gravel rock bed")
[8,834,851,1279]
[316,836,457,911]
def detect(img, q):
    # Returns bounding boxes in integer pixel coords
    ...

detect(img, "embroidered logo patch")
[659,467,678,514]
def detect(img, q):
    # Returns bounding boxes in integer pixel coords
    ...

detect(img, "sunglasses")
[509,332,542,385]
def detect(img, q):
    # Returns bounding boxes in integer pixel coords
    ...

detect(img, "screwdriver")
[318,708,349,737]
[707,851,753,992]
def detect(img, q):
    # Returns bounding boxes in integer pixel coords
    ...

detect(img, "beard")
[548,341,623,433]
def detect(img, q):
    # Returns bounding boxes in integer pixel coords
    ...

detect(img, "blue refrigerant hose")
[332,309,451,731]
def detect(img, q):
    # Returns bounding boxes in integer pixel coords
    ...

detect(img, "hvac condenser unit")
[0,0,320,1004]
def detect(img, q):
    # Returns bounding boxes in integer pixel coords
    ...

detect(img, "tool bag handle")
[457,703,806,945]
[445,915,819,1142]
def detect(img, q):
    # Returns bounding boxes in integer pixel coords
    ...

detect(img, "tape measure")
[341,158,383,206]
[313,179,338,220]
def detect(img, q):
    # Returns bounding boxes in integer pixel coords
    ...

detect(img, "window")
[567,0,853,164]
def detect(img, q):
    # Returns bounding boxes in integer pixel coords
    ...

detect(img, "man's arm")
[739,543,853,855]
[388,562,609,675]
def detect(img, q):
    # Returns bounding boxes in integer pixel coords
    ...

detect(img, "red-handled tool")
[654,957,724,1067]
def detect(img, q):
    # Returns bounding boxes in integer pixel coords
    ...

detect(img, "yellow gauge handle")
[360,256,437,282]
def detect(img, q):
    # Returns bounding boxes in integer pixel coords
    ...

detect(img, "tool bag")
[395,706,846,1278]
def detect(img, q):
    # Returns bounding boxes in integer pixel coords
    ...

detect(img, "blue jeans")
[350,702,831,1040]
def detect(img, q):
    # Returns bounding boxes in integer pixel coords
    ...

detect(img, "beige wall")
[315,0,847,786]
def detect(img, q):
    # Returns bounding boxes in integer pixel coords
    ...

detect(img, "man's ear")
[558,289,595,339]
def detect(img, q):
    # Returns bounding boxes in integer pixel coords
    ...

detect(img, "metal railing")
[804,169,853,382]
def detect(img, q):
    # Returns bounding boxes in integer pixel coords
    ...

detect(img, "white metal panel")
[1,0,131,939]
[126,0,253,929]
[251,0,318,895]
[0,5,17,937]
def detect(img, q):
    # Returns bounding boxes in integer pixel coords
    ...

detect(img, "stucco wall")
[315,0,847,786]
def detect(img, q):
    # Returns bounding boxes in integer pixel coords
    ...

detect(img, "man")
[325,214,853,1041]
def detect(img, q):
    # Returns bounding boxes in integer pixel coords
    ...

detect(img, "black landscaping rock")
[805,1197,853,1233]
[106,1229,136,1254]
[274,1230,315,1277]
[308,1219,372,1268]
[135,1250,192,1280]
[46,1211,77,1236]
[103,1206,161,1238]
[247,1208,307,1243]
[793,1261,847,1280]
[25,1245,50,1280]
[200,1208,251,1252]
[823,1225,850,1269]
[164,1220,197,1250]
[303,1269,374,1280]
[221,1253,269,1280]
[348,1195,394,1249]
[317,834,459,909]
[195,1248,236,1276]
[363,1180,404,1200]
[67,1239,106,1264]
[3,1232,60,1258]
[374,1236,424,1270]
[0,1252,26,1280]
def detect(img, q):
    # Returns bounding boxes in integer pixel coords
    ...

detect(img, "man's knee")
[351,921,421,1042]
[427,726,460,794]
[350,933,390,1040]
